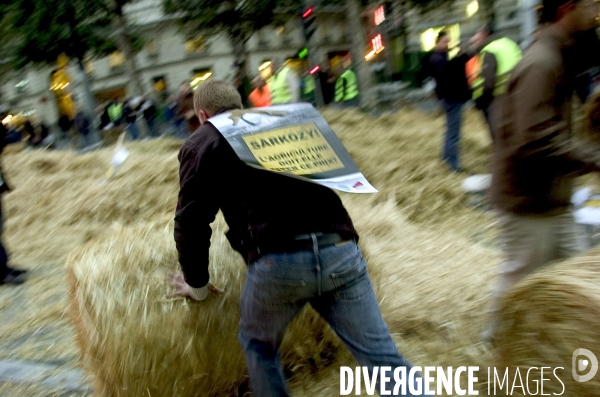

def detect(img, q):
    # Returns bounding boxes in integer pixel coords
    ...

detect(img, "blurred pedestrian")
[141,95,159,138]
[248,76,271,107]
[23,119,36,146]
[169,79,429,397]
[177,81,200,134]
[301,71,316,105]
[124,97,141,140]
[483,0,600,344]
[469,23,522,140]
[164,94,184,137]
[57,114,73,146]
[74,110,91,148]
[268,59,300,104]
[0,118,26,286]
[107,98,124,126]
[429,31,470,172]
[318,63,334,105]
[333,55,359,107]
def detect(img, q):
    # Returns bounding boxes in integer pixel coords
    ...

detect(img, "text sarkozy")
[246,127,321,150]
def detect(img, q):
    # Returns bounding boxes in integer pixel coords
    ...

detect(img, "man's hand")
[167,271,224,301]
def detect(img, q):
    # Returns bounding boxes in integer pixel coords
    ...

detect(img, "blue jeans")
[239,239,426,396]
[441,100,463,171]
[146,118,159,137]
[127,122,139,140]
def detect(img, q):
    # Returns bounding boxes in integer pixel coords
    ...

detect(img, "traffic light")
[301,6,317,42]
[298,47,308,59]
[374,5,385,26]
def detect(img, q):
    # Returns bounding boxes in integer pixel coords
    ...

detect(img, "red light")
[374,5,385,26]
[309,65,320,75]
[371,34,384,52]
[302,6,314,18]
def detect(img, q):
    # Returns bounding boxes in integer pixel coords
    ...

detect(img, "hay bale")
[495,249,600,396]
[68,218,344,397]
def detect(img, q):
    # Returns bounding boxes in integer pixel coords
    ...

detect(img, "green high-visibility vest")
[472,37,522,100]
[303,75,315,95]
[108,103,123,123]
[269,67,293,104]
[334,69,359,102]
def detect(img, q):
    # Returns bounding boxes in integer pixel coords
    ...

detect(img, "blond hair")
[193,80,242,116]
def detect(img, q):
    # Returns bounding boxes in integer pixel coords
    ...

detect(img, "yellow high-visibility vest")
[334,69,359,102]
[472,37,522,100]
[269,67,293,104]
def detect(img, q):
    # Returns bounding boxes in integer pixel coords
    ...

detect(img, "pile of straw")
[0,106,513,396]
[495,248,600,396]
[68,218,346,397]
[67,198,502,396]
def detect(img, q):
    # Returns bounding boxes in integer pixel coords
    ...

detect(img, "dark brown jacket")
[490,26,600,216]
[174,120,358,289]
[491,26,600,216]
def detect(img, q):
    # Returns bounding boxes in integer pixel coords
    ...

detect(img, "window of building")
[185,36,208,54]
[420,24,461,59]
[153,76,167,92]
[147,39,159,56]
[109,51,126,68]
[191,68,212,89]
[258,60,272,80]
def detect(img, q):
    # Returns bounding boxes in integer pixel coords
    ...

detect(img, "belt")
[256,232,350,255]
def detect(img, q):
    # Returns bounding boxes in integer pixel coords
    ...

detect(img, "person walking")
[169,79,428,397]
[429,32,470,172]
[483,0,600,343]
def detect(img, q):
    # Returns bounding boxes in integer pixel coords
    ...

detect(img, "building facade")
[0,0,526,124]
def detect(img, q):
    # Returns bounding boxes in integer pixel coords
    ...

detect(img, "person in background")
[57,114,73,146]
[301,71,316,105]
[177,81,200,134]
[123,97,141,140]
[268,59,301,105]
[318,62,334,105]
[0,117,27,286]
[73,110,91,148]
[469,23,522,140]
[23,119,36,146]
[141,95,159,138]
[333,55,359,107]
[169,79,429,397]
[483,0,600,344]
[248,76,271,108]
[107,98,124,126]
[429,31,470,172]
